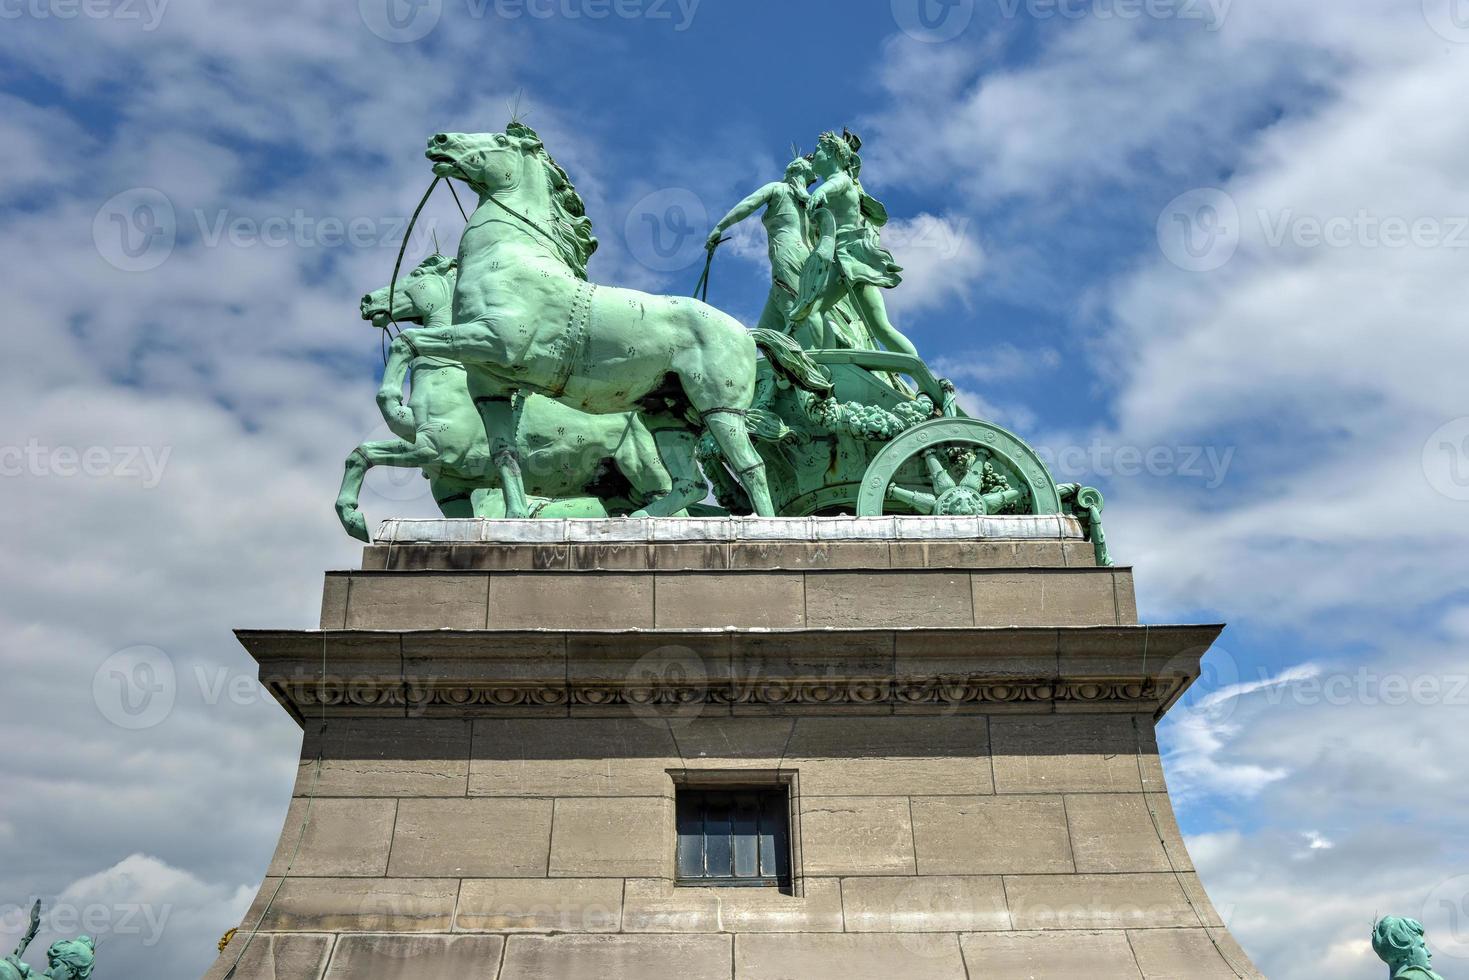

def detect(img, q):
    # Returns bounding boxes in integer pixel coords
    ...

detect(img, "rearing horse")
[391,122,780,516]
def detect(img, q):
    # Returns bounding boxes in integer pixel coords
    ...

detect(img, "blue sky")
[1,1,1467,977]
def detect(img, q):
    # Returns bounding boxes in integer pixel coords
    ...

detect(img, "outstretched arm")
[376,339,416,439]
[706,183,778,248]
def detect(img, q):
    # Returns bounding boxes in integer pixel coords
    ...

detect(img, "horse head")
[426,123,597,278]
[360,252,457,329]
[426,127,541,197]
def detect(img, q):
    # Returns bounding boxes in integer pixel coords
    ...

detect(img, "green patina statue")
[1,903,94,980]
[1373,917,1445,979]
[790,129,919,360]
[336,253,706,540]
[389,122,800,517]
[338,121,1115,566]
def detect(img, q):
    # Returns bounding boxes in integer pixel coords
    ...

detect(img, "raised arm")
[706,182,778,248]
[376,338,416,440]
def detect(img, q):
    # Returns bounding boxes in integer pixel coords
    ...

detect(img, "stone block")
[1144,793,1195,872]
[840,876,1008,933]
[671,716,797,769]
[736,933,967,980]
[267,798,395,877]
[323,935,506,979]
[1178,872,1228,928]
[388,798,552,877]
[910,796,1072,875]
[489,572,654,629]
[893,629,1060,684]
[1127,928,1248,978]
[799,797,915,876]
[648,542,729,570]
[319,573,349,629]
[971,570,1120,626]
[295,719,470,798]
[784,716,992,796]
[455,878,624,933]
[501,934,732,980]
[804,571,973,628]
[991,715,1144,793]
[654,571,806,628]
[470,717,681,797]
[621,877,843,933]
[249,878,457,932]
[565,633,733,711]
[1004,873,1200,930]
[549,796,671,877]
[204,932,332,980]
[1065,794,1172,873]
[730,632,893,691]
[400,632,566,689]
[959,930,1142,979]
[568,542,651,570]
[342,573,488,629]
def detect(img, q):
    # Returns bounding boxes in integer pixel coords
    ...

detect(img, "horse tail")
[751,328,834,397]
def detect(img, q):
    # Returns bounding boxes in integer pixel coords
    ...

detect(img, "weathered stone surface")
[736,933,967,980]
[893,629,1060,685]
[971,570,1121,626]
[1065,794,1173,873]
[654,571,806,628]
[804,571,973,628]
[388,798,553,877]
[456,878,624,933]
[1004,873,1200,930]
[548,796,671,877]
[840,876,1009,933]
[204,932,332,980]
[489,572,654,629]
[670,716,797,769]
[342,573,489,629]
[565,633,734,712]
[799,797,915,875]
[295,720,470,797]
[501,934,732,980]
[470,717,680,797]
[322,934,506,979]
[910,796,1073,875]
[267,798,396,877]
[319,573,349,629]
[401,632,566,691]
[784,716,991,796]
[959,930,1142,979]
[621,878,843,933]
[1127,928,1248,978]
[991,715,1144,793]
[1144,792,1196,872]
[248,878,458,932]
[1178,872,1228,928]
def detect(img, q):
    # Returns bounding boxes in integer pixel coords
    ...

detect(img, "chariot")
[700,339,1111,564]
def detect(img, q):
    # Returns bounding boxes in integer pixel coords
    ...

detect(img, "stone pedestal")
[207,517,1262,979]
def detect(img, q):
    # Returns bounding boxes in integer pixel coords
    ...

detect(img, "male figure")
[705,155,830,343]
[1372,917,1445,979]
[790,129,920,359]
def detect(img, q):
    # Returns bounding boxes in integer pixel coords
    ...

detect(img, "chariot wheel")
[855,417,1062,517]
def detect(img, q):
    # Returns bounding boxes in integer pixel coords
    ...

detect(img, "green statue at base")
[1373,917,1445,979]
[0,903,94,980]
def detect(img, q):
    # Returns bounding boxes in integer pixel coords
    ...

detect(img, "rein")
[694,236,730,302]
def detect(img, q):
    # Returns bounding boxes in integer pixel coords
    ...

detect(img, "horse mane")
[507,122,599,279]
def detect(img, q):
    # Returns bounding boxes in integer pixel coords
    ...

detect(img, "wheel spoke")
[958,454,987,492]
[923,450,956,494]
[887,485,937,514]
